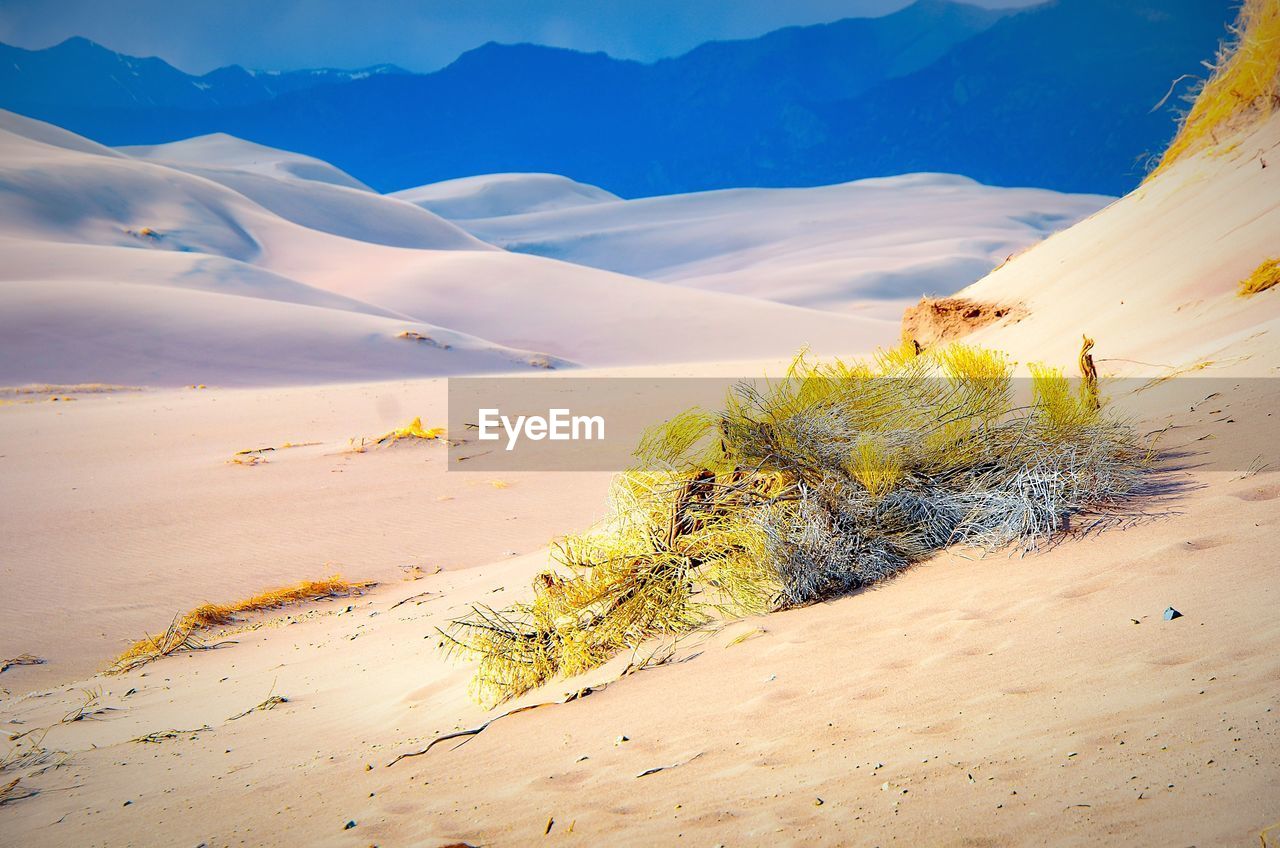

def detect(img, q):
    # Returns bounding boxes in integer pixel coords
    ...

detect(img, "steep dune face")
[454,173,1110,319]
[957,112,1280,374]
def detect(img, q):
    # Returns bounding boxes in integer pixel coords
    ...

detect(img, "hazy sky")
[0,0,1044,74]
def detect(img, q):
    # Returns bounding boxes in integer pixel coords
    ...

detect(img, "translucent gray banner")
[446,376,1278,473]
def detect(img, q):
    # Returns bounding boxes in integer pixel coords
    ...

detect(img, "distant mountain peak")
[51,35,109,51]
[0,0,1236,197]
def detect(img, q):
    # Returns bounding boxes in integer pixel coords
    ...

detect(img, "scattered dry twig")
[388,645,704,767]
[388,686,598,767]
[725,628,766,647]
[350,417,445,453]
[108,616,236,674]
[2,726,68,786]
[227,694,288,722]
[62,687,116,723]
[132,726,212,744]
[390,591,438,611]
[0,654,45,675]
[636,751,704,778]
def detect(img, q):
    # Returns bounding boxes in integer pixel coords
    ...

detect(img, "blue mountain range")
[0,0,1233,196]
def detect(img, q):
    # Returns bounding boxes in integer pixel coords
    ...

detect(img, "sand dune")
[122,133,374,191]
[0,116,568,384]
[447,172,1111,319]
[265,243,900,366]
[393,171,620,219]
[0,111,897,385]
[958,113,1280,374]
[122,135,490,251]
[0,277,563,386]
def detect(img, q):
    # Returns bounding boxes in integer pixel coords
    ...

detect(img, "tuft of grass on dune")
[349,416,446,453]
[443,341,1155,706]
[1150,0,1280,177]
[110,576,372,673]
[1239,257,1280,296]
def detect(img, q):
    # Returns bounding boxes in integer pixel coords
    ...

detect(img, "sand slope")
[122,134,491,251]
[122,133,376,191]
[958,114,1280,374]
[0,111,898,384]
[393,172,621,219]
[447,173,1111,320]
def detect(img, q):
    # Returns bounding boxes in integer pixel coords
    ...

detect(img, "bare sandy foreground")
[0,378,615,693]
[0,366,1277,847]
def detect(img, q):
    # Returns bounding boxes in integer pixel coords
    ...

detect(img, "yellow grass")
[350,416,446,452]
[390,416,446,440]
[1151,0,1280,177]
[110,576,370,673]
[1238,257,1280,296]
[446,343,1147,705]
[846,439,904,501]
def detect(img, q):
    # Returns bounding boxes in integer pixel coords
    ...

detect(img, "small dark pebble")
[344,820,356,830]
[1163,607,1183,621]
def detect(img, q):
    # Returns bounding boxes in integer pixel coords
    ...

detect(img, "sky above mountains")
[0,0,1043,73]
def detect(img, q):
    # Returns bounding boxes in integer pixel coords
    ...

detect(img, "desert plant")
[349,416,446,452]
[1150,0,1280,177]
[444,343,1152,705]
[1238,257,1280,296]
[110,576,370,673]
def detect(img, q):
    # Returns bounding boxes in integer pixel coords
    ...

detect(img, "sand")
[0,110,899,385]
[439,173,1111,321]
[1,112,1279,847]
[0,382,1276,845]
[392,172,621,219]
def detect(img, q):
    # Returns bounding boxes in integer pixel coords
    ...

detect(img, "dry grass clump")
[1,726,66,806]
[350,416,446,452]
[110,576,369,673]
[445,343,1152,705]
[1238,257,1280,296]
[1151,0,1280,177]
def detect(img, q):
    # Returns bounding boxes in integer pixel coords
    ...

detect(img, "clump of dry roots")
[444,343,1153,705]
